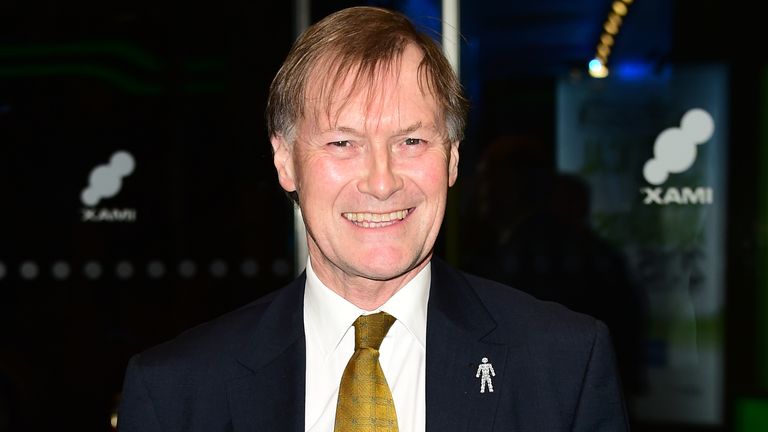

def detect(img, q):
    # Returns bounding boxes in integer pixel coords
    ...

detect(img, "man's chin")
[350,253,430,282]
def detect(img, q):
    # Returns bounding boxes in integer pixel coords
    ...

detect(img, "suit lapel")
[228,276,306,432]
[426,259,508,432]
[223,260,511,432]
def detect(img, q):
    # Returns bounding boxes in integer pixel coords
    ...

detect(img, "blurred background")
[0,0,766,430]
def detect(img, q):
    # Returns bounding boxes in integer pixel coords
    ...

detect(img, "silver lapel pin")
[476,357,496,393]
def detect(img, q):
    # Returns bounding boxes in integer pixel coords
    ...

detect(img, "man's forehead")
[302,93,441,136]
[305,57,406,104]
[299,58,441,134]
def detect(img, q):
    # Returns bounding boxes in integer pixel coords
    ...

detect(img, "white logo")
[643,108,714,185]
[640,109,715,205]
[81,151,135,207]
[475,357,496,393]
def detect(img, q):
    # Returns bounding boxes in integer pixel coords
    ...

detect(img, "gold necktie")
[334,312,399,432]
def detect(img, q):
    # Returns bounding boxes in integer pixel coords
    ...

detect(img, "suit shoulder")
[133,278,301,369]
[461,270,602,341]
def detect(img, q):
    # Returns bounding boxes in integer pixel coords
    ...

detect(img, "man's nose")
[358,145,403,200]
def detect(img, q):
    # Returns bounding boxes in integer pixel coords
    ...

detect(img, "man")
[117,6,629,431]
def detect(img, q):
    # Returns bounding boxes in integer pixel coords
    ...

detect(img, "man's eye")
[328,140,350,147]
[404,138,422,145]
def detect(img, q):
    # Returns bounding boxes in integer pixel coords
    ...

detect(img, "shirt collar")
[304,258,431,356]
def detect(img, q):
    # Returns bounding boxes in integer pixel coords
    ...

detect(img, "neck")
[308,252,431,311]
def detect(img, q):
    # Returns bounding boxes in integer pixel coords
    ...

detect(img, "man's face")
[271,44,459,285]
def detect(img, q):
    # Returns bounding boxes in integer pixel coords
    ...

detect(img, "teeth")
[343,209,409,224]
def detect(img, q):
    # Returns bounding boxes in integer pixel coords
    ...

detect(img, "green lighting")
[735,398,768,432]
[0,40,226,94]
[0,41,163,71]
[0,64,165,94]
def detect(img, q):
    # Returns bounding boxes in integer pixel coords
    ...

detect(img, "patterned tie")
[334,312,399,432]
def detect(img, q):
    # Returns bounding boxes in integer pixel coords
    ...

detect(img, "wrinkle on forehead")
[301,46,444,137]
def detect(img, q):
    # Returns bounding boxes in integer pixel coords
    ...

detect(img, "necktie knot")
[353,312,396,350]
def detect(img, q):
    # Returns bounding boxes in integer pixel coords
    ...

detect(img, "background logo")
[643,108,714,185]
[81,151,135,207]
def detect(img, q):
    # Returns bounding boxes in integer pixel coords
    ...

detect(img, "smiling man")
[117,7,630,432]
[271,41,457,310]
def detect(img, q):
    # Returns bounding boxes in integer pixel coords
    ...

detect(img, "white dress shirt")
[303,258,430,432]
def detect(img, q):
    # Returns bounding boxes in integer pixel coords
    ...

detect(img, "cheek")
[405,155,451,193]
[296,155,355,196]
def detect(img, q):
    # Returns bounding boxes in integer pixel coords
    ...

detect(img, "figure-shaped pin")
[476,357,496,393]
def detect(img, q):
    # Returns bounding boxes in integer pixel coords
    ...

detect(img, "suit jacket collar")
[228,274,307,432]
[226,258,508,432]
[426,257,508,432]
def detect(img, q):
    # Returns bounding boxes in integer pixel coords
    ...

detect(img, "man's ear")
[448,140,460,187]
[271,134,297,193]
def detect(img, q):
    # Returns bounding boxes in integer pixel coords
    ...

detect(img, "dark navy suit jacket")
[117,258,630,431]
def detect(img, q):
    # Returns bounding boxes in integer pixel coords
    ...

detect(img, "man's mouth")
[342,208,411,228]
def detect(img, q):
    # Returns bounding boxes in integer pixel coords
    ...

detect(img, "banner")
[556,65,728,425]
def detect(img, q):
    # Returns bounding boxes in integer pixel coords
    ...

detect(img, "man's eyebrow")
[321,122,426,136]
[394,121,423,135]
[321,126,364,136]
